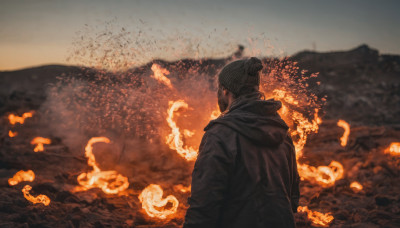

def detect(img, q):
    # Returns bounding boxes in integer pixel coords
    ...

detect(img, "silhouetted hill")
[1,44,399,125]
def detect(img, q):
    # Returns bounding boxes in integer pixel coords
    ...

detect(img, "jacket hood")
[205,94,289,146]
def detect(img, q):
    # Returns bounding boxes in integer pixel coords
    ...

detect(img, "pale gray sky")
[1,0,399,70]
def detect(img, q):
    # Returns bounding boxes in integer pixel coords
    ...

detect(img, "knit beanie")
[218,57,263,96]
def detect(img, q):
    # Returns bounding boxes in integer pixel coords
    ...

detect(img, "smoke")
[39,21,323,188]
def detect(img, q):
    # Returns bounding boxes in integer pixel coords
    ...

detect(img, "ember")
[350,181,363,192]
[173,184,191,193]
[8,130,18,137]
[337,119,350,147]
[139,184,179,219]
[22,185,50,206]
[8,111,34,125]
[8,170,35,186]
[75,137,129,194]
[31,137,51,152]
[385,142,400,156]
[166,100,198,161]
[298,206,334,227]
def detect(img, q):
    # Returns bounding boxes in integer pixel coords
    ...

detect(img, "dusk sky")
[1,0,399,70]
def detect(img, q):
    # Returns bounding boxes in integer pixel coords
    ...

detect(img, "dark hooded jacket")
[183,93,300,228]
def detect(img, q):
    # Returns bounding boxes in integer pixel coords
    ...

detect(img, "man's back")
[183,95,300,228]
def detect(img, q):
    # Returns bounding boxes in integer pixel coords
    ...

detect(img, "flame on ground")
[8,111,34,125]
[298,206,334,227]
[139,184,179,219]
[350,181,363,192]
[151,63,173,89]
[297,161,344,187]
[337,120,350,147]
[385,142,400,156]
[166,100,198,161]
[272,89,343,187]
[22,185,50,206]
[75,137,129,194]
[8,130,18,137]
[30,137,51,152]
[8,170,35,186]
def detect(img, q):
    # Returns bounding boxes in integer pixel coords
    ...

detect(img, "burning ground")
[0,44,400,227]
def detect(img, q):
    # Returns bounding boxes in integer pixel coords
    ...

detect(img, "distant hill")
[0,45,399,125]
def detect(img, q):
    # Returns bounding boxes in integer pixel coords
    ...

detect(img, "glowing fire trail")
[8,130,18,137]
[385,142,400,156]
[139,184,179,219]
[337,120,350,147]
[75,137,129,194]
[151,63,173,88]
[30,137,51,152]
[166,100,198,161]
[298,206,334,227]
[297,161,344,187]
[8,111,34,125]
[22,185,50,206]
[8,170,35,186]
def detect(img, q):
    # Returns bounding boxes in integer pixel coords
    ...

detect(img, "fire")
[297,161,344,187]
[30,137,51,152]
[8,130,18,137]
[385,142,400,156]
[138,184,179,219]
[298,206,334,227]
[166,100,198,161]
[8,170,35,186]
[8,111,34,125]
[173,184,191,193]
[22,185,50,206]
[350,181,363,192]
[75,137,129,194]
[272,89,320,157]
[337,119,350,147]
[151,63,173,88]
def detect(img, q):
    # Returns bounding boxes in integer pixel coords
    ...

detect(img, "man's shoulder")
[204,120,237,140]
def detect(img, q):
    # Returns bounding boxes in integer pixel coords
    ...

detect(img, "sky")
[0,0,399,70]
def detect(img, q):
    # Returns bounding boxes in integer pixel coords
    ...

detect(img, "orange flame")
[8,130,18,137]
[166,100,198,161]
[30,137,51,152]
[22,185,50,206]
[385,142,400,156]
[297,161,344,187]
[298,206,334,227]
[337,120,350,147]
[173,184,191,193]
[75,137,129,194]
[350,181,363,192]
[8,170,35,186]
[139,184,179,219]
[151,63,173,88]
[272,89,320,157]
[8,111,34,125]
